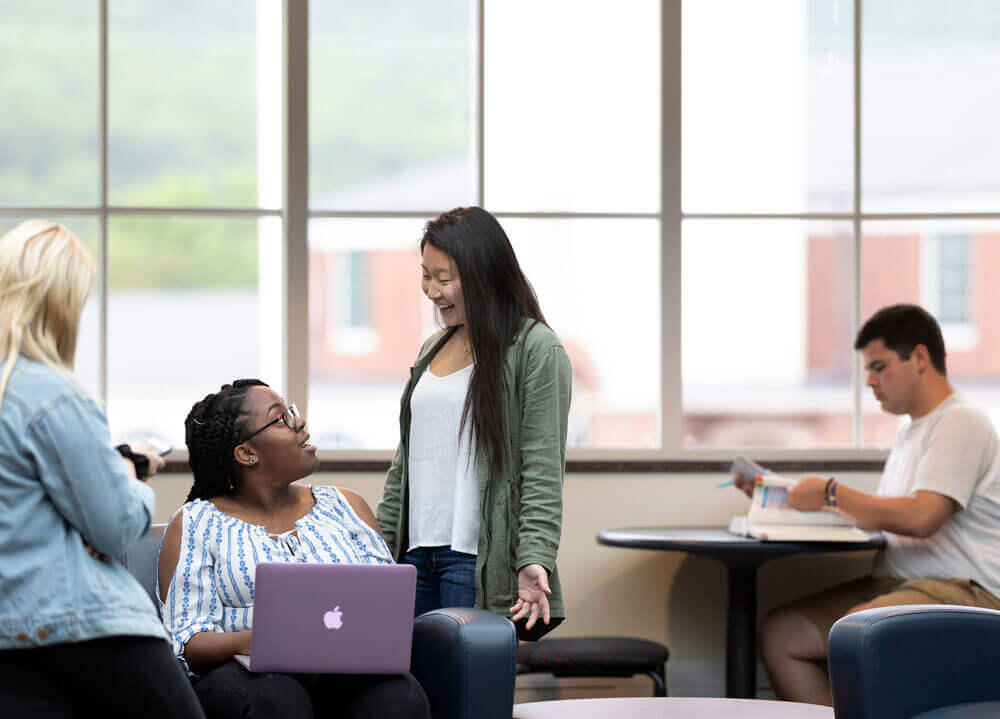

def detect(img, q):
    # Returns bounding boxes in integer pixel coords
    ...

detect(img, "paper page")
[748,524,871,543]
[756,473,798,489]
[748,474,855,527]
[727,515,749,537]
[729,456,769,481]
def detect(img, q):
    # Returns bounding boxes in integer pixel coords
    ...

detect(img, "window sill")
[161,458,885,474]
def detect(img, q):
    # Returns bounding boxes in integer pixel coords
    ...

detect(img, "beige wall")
[148,471,881,697]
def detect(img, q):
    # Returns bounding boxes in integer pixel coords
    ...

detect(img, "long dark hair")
[184,379,267,501]
[421,207,546,478]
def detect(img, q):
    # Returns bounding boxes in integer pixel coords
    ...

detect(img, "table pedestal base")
[726,565,757,698]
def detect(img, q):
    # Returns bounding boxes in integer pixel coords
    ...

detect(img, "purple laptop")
[234,562,416,674]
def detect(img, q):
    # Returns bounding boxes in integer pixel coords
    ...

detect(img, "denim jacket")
[0,358,167,649]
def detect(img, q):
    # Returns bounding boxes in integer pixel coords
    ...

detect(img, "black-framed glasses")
[242,403,300,443]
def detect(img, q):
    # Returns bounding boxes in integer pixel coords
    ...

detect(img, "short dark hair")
[854,304,947,375]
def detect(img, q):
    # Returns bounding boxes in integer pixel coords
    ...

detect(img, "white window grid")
[3,0,998,463]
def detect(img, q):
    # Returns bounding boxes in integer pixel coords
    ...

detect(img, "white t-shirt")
[873,393,1000,597]
[406,364,480,555]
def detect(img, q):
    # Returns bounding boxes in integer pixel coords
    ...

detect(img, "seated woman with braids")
[157,379,430,719]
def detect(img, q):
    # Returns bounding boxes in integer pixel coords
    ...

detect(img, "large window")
[306,0,661,452]
[680,0,1000,451]
[3,1,999,458]
[1,1,281,447]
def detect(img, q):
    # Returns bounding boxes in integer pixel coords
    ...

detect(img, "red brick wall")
[808,232,1000,380]
[309,249,425,379]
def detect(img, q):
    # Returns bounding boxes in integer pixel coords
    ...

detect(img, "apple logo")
[323,606,343,630]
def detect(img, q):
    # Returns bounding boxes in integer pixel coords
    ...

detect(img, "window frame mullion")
[662,0,682,455]
[98,0,109,404]
[852,0,863,448]
[284,0,310,417]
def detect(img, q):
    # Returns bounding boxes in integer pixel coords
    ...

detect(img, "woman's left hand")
[509,563,551,629]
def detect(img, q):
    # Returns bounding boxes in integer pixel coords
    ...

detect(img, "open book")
[728,471,870,542]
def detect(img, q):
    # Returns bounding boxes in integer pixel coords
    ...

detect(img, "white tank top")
[407,363,480,555]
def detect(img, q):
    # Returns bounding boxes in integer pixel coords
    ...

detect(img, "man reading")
[747,304,1000,705]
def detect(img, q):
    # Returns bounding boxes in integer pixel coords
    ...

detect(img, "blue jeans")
[403,546,477,617]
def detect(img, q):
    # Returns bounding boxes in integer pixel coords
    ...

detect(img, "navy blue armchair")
[125,524,517,719]
[828,604,1000,719]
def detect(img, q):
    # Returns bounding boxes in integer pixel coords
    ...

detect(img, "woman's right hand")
[237,629,252,656]
[184,630,254,673]
[130,443,167,478]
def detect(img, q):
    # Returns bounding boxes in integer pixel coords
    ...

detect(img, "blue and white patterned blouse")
[158,485,392,670]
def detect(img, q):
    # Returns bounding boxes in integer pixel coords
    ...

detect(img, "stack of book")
[727,458,869,542]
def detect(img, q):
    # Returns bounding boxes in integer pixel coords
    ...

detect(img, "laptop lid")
[243,562,416,674]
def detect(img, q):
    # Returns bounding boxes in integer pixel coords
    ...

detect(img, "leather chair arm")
[828,605,1000,719]
[411,608,517,719]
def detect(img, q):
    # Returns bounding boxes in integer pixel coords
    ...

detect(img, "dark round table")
[597,527,885,698]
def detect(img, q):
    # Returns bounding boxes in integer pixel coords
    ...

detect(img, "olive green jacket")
[376,319,572,619]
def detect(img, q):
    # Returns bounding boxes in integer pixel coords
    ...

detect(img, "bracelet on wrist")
[825,477,838,508]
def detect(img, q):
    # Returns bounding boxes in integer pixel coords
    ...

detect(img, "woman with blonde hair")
[0,220,204,717]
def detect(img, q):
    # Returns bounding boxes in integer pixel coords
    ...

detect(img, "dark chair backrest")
[829,604,1000,719]
[123,523,167,617]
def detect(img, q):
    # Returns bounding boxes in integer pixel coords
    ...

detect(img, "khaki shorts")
[794,575,1000,642]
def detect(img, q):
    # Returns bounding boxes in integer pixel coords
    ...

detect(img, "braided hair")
[184,379,267,502]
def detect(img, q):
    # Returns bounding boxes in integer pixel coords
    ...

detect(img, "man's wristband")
[115,444,149,479]
[825,477,838,508]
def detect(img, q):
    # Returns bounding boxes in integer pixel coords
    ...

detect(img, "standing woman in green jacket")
[377,206,571,638]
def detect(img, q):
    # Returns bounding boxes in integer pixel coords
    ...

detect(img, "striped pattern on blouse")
[158,485,392,668]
